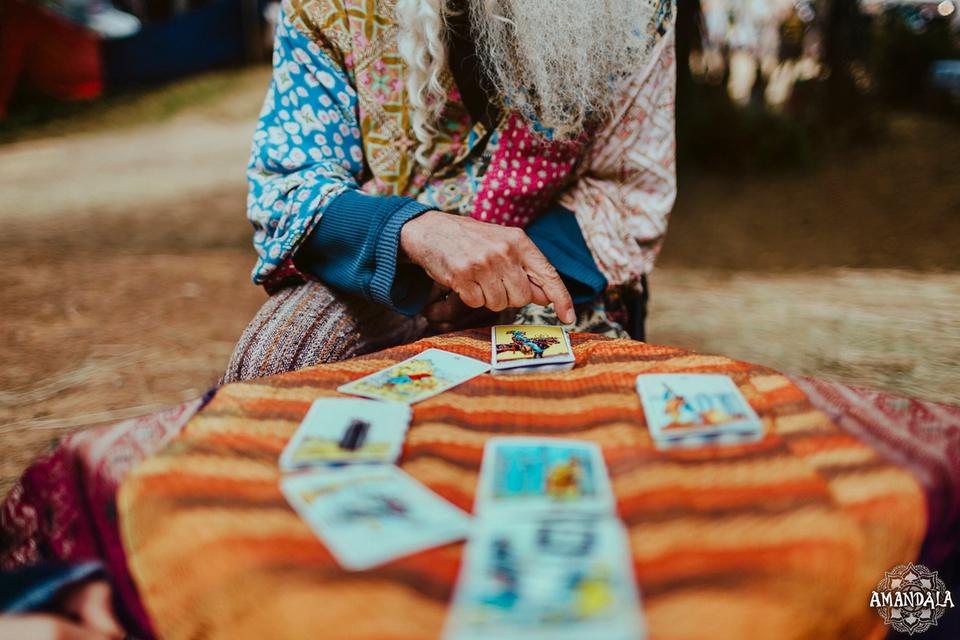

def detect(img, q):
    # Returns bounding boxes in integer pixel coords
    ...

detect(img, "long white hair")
[395,0,449,166]
[395,0,659,166]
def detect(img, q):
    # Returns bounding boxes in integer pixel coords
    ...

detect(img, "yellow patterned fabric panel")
[285,0,478,197]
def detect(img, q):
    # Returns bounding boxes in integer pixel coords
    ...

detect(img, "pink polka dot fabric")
[470,113,586,228]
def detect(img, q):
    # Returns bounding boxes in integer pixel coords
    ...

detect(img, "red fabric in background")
[792,376,960,578]
[0,0,103,118]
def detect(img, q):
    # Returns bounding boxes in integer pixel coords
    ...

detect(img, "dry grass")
[648,269,960,405]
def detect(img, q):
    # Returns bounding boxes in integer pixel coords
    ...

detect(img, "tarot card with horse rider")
[635,373,764,449]
[279,398,412,472]
[444,517,646,640]
[490,325,575,375]
[474,437,615,519]
[281,466,472,571]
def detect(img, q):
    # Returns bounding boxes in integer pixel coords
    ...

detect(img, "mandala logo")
[870,563,955,635]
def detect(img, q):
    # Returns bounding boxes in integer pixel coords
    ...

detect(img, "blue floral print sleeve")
[247,10,362,284]
[248,8,431,309]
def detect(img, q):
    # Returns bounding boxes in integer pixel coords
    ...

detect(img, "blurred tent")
[0,0,270,118]
[0,0,103,117]
[103,0,261,86]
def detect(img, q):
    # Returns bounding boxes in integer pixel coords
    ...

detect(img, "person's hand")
[400,211,575,324]
[422,286,499,334]
[0,579,124,640]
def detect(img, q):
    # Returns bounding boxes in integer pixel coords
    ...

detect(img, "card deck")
[279,398,412,472]
[445,518,645,640]
[490,325,575,375]
[280,466,472,571]
[635,373,763,447]
[474,438,615,518]
[338,349,490,404]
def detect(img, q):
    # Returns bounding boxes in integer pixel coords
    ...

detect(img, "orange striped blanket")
[119,332,925,640]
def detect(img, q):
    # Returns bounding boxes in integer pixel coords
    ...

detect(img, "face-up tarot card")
[490,325,575,374]
[281,466,472,571]
[338,349,490,404]
[279,398,412,472]
[474,438,615,518]
[635,374,764,446]
[444,517,646,640]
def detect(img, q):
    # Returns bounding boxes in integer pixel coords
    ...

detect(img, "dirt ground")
[0,67,958,497]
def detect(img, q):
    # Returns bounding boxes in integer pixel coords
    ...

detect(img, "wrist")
[399,209,443,263]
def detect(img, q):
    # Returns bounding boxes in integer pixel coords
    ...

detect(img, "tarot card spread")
[279,398,412,472]
[281,466,472,571]
[475,438,615,518]
[338,349,490,404]
[445,518,645,640]
[635,373,764,447]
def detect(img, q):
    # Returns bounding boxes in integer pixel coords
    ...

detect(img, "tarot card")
[279,398,412,472]
[474,438,615,518]
[445,517,646,640]
[490,325,575,374]
[338,349,490,404]
[281,466,472,571]
[635,374,763,445]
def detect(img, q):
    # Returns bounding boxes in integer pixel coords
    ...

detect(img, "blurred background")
[0,0,957,494]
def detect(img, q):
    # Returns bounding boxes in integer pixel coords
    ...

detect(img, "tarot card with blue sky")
[281,466,472,571]
[444,517,645,640]
[635,373,763,444]
[474,437,615,518]
[338,348,490,404]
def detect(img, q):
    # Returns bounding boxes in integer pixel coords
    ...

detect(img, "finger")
[423,295,460,324]
[475,273,508,312]
[426,283,451,306]
[456,281,485,309]
[521,250,575,324]
[500,266,534,309]
[528,282,551,308]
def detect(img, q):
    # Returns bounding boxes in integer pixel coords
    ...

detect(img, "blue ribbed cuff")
[368,199,434,314]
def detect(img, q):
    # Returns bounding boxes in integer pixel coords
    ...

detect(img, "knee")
[222,282,361,383]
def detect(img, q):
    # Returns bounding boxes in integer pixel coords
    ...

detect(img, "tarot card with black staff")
[279,398,412,472]
[490,325,575,375]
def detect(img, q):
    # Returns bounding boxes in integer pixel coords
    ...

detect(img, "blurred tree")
[873,9,958,109]
[821,0,873,128]
[676,0,811,171]
[676,0,703,108]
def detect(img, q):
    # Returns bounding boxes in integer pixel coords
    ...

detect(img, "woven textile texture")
[120,331,925,640]
[0,400,201,637]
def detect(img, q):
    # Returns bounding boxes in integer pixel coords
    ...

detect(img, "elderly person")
[224,0,677,382]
